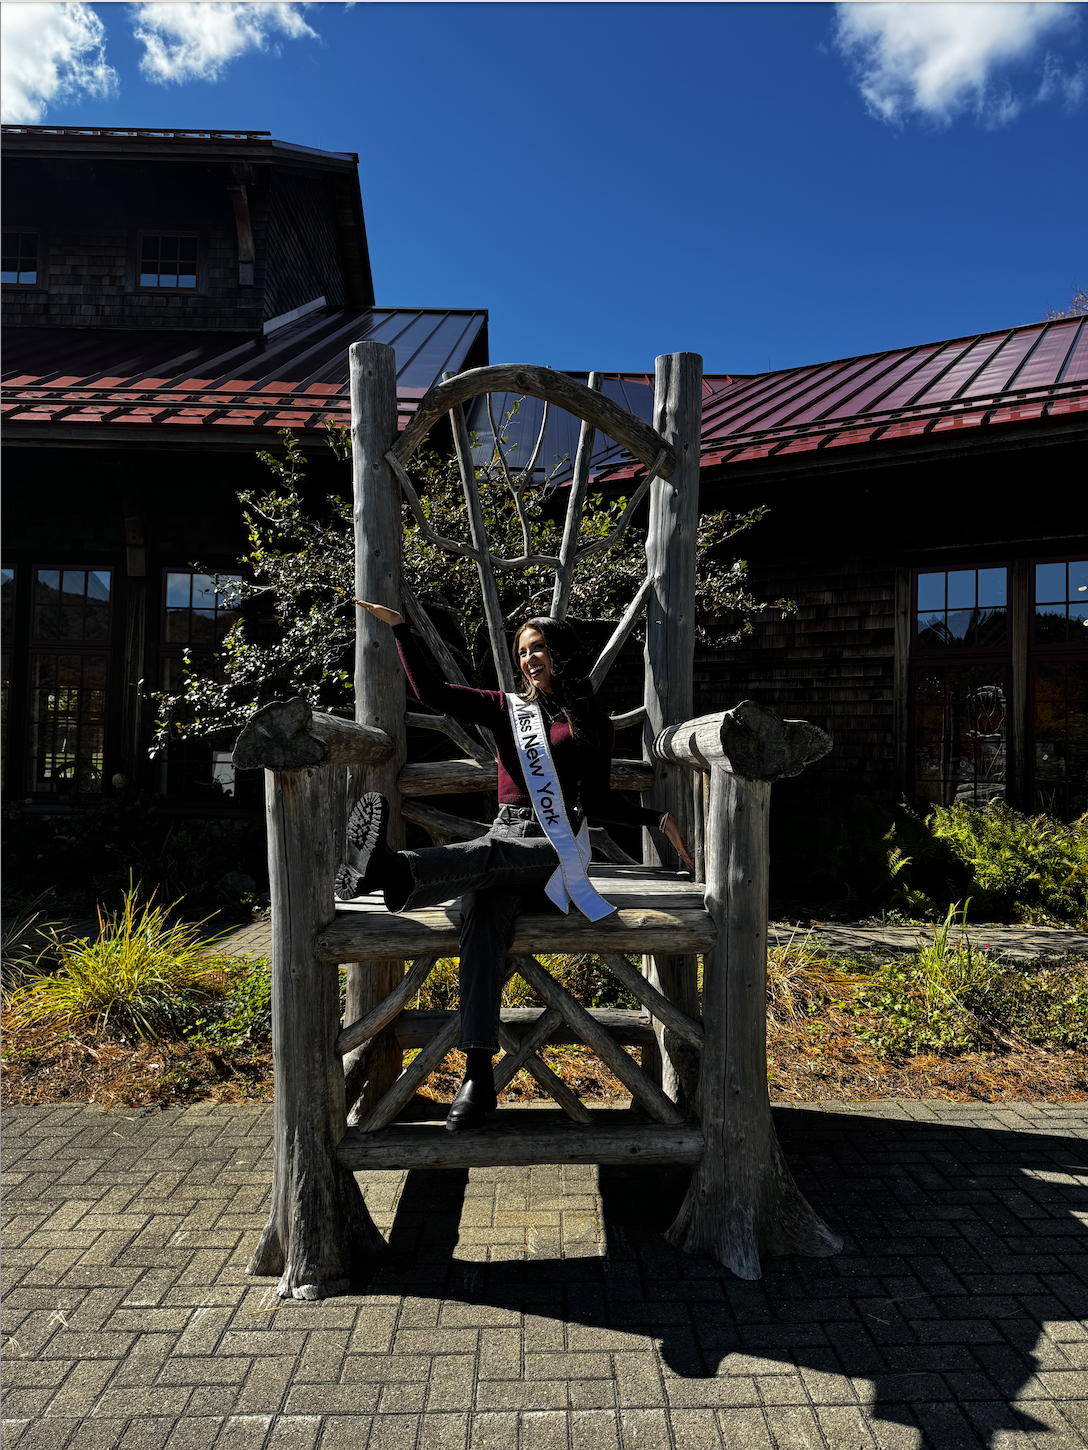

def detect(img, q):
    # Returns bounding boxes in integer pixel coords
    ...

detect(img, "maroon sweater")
[393,622,659,832]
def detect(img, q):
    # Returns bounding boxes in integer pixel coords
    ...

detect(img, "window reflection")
[914,665,1007,808]
[164,571,241,646]
[32,568,111,643]
[915,566,1007,649]
[28,652,108,793]
[1034,661,1088,819]
[1035,559,1088,646]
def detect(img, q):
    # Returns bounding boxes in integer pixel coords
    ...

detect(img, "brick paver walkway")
[2,1100,1086,1449]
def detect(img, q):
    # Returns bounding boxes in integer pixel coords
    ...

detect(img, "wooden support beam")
[247,766,386,1300]
[336,956,438,1056]
[512,955,685,1126]
[493,1008,564,1088]
[394,1006,656,1051]
[406,711,492,763]
[393,364,676,481]
[449,393,517,693]
[338,1115,704,1172]
[232,698,394,772]
[349,339,407,1117]
[316,902,715,964]
[396,756,653,796]
[664,770,843,1278]
[653,701,832,782]
[497,1022,591,1122]
[551,372,602,619]
[589,578,653,693]
[598,954,703,1049]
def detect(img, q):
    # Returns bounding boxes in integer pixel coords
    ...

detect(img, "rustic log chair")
[231,342,843,1301]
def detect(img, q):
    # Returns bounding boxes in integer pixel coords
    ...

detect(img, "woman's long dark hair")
[512,616,600,756]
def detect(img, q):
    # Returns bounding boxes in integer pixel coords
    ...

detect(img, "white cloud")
[1,2,117,124]
[834,2,1082,126]
[132,2,317,85]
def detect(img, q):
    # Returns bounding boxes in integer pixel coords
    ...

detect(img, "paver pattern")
[2,1099,1086,1449]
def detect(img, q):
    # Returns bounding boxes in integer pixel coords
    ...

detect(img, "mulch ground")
[4,1015,1085,1111]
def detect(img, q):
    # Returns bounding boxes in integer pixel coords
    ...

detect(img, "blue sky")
[3,1,1085,373]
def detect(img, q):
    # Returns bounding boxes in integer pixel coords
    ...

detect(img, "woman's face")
[517,628,554,693]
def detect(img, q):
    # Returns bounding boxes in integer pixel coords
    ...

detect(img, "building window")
[33,568,112,642]
[160,571,242,799]
[911,566,1009,810]
[2,230,38,285]
[165,571,241,645]
[28,567,112,795]
[916,566,1007,649]
[1032,661,1088,819]
[139,233,197,289]
[1034,558,1088,646]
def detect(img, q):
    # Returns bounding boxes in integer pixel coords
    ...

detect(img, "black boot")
[446,1049,497,1133]
[335,793,392,900]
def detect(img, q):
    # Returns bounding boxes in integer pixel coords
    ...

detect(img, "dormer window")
[2,230,38,285]
[139,232,197,289]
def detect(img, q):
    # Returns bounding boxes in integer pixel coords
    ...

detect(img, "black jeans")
[389,806,561,1052]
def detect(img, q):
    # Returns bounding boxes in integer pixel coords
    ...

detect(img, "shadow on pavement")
[364,1105,1088,1449]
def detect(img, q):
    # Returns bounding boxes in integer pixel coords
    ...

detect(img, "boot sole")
[335,794,389,901]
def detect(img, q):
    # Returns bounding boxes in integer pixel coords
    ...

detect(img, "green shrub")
[7,885,237,1040]
[182,956,271,1052]
[771,798,1088,926]
[931,803,1088,927]
[858,905,1088,1058]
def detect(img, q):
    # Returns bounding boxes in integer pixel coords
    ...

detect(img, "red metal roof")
[591,316,1088,483]
[1,306,488,444]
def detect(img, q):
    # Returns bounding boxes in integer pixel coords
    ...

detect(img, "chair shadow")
[357,1104,1088,1449]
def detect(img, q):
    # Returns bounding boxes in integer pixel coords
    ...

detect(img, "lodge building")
[3,126,1086,823]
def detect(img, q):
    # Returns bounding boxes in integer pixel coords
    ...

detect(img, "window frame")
[907,561,1015,812]
[24,564,116,798]
[1030,552,1088,651]
[134,229,201,294]
[1,226,43,290]
[911,560,1012,656]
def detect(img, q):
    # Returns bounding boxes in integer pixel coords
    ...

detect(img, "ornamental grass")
[6,884,236,1041]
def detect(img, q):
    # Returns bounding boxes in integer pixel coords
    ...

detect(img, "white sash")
[505,693,616,921]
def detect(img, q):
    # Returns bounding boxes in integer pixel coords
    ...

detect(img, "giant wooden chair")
[232,342,842,1300]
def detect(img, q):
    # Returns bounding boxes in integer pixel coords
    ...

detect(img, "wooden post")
[349,340,406,1116]
[247,764,386,1298]
[654,703,842,1278]
[643,352,703,1103]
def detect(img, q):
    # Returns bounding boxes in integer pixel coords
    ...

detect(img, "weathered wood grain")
[349,339,406,1116]
[232,698,393,772]
[513,955,685,1126]
[589,577,653,693]
[551,372,601,619]
[598,953,703,1049]
[406,711,492,763]
[394,1006,656,1050]
[642,354,704,1108]
[336,955,438,1056]
[665,770,842,1277]
[497,1021,591,1122]
[337,1115,705,1171]
[316,902,715,963]
[653,700,832,782]
[392,364,675,480]
[396,756,654,796]
[247,766,386,1299]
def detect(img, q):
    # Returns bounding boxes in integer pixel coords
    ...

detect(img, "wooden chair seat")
[315,865,715,963]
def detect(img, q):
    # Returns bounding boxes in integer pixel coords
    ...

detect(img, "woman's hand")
[354,598,405,627]
[661,813,695,871]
